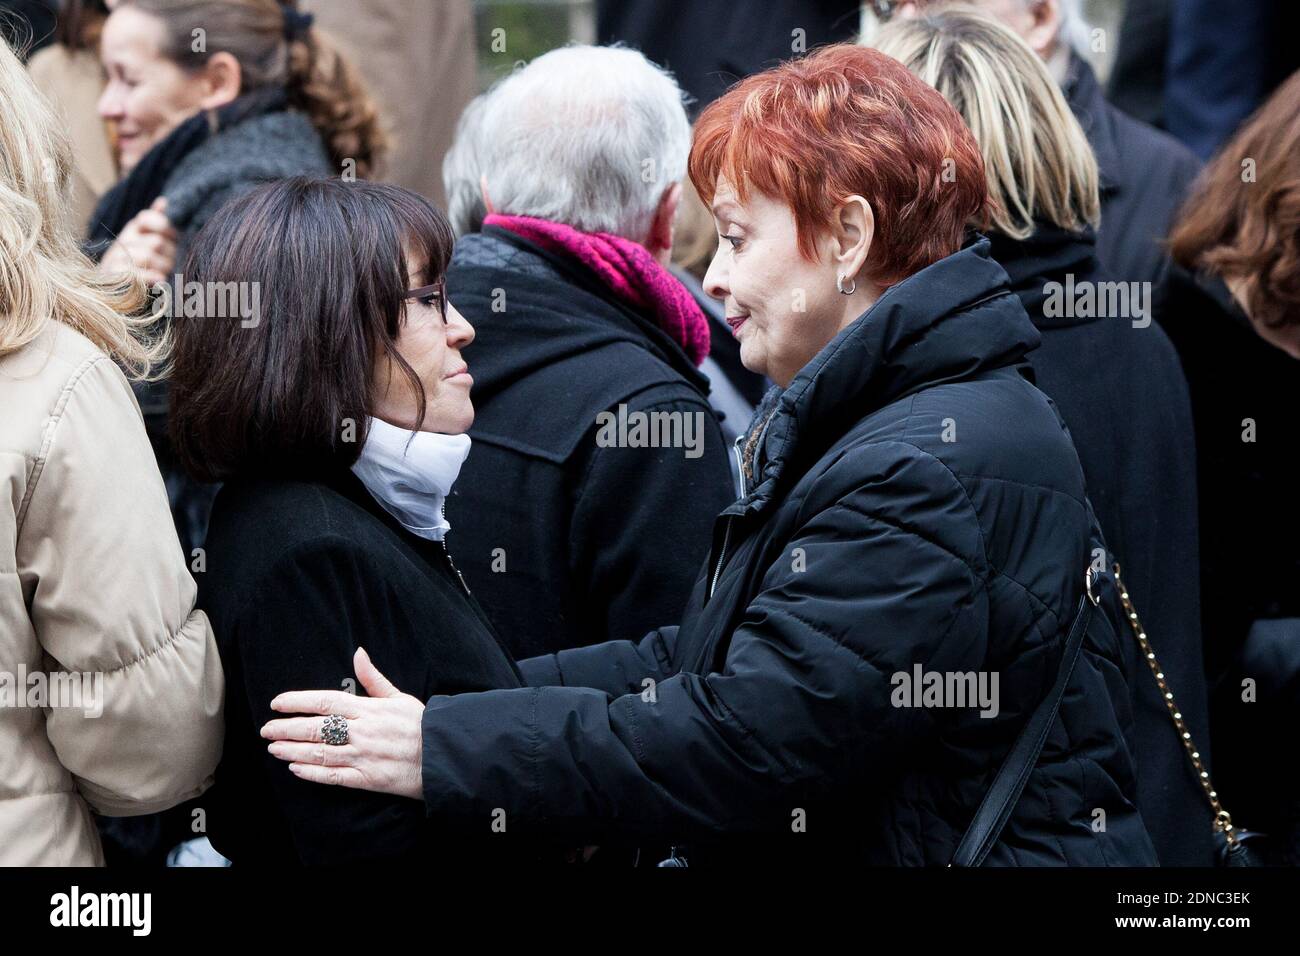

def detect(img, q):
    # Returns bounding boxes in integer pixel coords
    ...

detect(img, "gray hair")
[443,92,493,238]
[1053,0,1093,55]
[475,44,692,242]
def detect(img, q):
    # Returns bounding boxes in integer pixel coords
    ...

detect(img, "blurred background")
[469,0,1121,90]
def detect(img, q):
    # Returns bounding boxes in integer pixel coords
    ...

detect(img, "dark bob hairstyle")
[169,176,454,482]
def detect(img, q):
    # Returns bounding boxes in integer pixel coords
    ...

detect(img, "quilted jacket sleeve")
[516,626,680,694]
[421,445,988,839]
[19,354,224,816]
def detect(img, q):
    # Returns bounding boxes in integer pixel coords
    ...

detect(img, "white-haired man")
[892,0,1201,287]
[443,45,734,663]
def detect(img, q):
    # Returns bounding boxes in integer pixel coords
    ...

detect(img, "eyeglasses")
[404,276,448,323]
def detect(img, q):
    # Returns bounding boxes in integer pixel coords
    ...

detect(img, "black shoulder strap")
[950,567,1102,867]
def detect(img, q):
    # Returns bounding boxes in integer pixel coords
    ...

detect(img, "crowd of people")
[0,0,1296,868]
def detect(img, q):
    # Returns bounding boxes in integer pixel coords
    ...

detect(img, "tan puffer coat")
[0,321,223,865]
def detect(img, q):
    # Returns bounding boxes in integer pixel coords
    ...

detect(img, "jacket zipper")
[708,518,731,601]
[440,501,472,597]
[732,433,747,498]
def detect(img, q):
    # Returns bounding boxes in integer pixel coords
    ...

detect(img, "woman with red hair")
[261,44,1156,866]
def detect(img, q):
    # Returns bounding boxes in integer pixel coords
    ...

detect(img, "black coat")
[445,228,735,659]
[0,1,55,61]
[1065,54,1201,287]
[419,240,1157,865]
[198,469,522,866]
[1156,266,1300,664]
[595,0,861,113]
[990,226,1214,866]
[1106,0,1174,128]
[1156,265,1300,855]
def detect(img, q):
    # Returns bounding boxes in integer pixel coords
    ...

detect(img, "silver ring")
[321,714,350,746]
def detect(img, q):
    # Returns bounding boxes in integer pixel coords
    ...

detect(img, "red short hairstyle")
[689,44,989,286]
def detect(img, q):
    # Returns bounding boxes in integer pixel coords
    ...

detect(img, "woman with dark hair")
[1164,70,1300,865]
[88,0,387,556]
[171,177,520,866]
[263,47,1156,866]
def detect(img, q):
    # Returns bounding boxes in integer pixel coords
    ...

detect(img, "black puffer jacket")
[420,241,1157,865]
[990,226,1213,866]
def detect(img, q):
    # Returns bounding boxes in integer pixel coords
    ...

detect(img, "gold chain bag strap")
[1113,563,1265,865]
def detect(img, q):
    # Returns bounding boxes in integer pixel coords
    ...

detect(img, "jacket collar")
[322,465,456,569]
[451,227,712,397]
[1063,53,1120,197]
[732,239,1038,515]
[988,224,1103,329]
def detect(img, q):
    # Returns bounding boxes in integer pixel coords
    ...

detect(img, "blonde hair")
[871,5,1099,240]
[0,36,157,376]
[670,175,717,281]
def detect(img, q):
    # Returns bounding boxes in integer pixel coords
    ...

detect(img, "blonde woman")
[0,35,222,866]
[873,7,1213,867]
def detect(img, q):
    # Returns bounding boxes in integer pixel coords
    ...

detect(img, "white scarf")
[350,417,471,541]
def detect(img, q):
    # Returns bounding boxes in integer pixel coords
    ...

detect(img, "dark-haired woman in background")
[170,177,522,865]
[1164,70,1300,865]
[87,0,387,556]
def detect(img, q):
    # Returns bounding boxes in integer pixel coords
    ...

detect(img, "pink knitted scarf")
[484,213,711,366]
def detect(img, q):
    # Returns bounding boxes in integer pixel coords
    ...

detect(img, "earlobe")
[199,52,243,110]
[835,195,873,284]
[1027,0,1062,57]
[650,182,683,253]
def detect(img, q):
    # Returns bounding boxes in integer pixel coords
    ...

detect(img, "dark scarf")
[85,86,289,259]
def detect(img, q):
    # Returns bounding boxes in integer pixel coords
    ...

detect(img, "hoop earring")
[837,274,857,295]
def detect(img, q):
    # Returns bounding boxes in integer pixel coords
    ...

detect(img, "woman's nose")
[97,83,123,120]
[447,304,475,349]
[702,247,729,302]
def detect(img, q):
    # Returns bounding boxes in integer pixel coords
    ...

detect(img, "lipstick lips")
[726,314,749,335]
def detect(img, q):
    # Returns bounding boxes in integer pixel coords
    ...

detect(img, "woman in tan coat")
[0,33,223,866]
